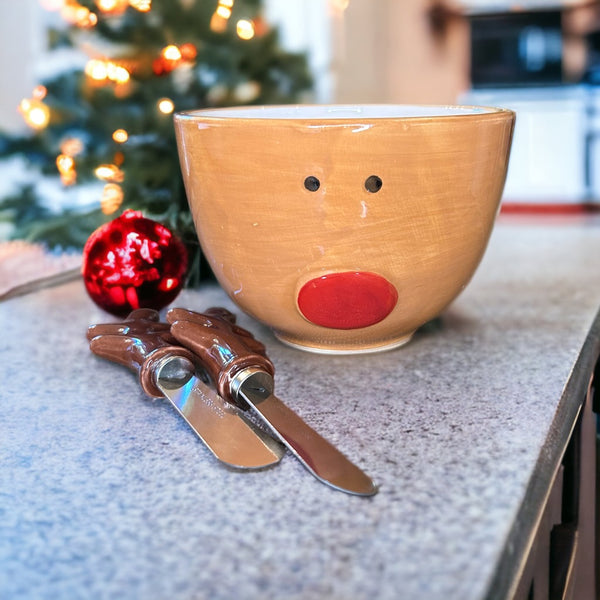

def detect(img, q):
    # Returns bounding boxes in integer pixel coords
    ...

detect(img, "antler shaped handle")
[87,308,195,397]
[166,307,274,403]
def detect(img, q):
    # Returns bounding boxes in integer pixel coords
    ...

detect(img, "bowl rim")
[174,103,515,122]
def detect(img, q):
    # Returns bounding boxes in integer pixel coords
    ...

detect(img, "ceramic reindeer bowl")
[174,104,515,354]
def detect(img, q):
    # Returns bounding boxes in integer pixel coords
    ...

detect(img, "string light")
[112,129,129,143]
[106,62,130,84]
[129,0,151,11]
[95,164,125,182]
[78,8,98,28]
[252,15,269,37]
[85,59,130,84]
[32,85,48,100]
[56,154,77,185]
[162,45,182,61]
[56,133,84,186]
[157,98,175,114]
[60,137,84,156]
[153,43,197,76]
[179,43,197,61]
[96,0,116,10]
[18,98,50,130]
[60,2,98,28]
[236,19,255,40]
[211,0,235,32]
[216,5,231,18]
[57,154,75,172]
[210,13,227,32]
[85,59,107,81]
[95,0,128,12]
[101,183,124,214]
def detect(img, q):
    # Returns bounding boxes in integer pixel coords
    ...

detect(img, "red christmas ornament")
[82,210,188,316]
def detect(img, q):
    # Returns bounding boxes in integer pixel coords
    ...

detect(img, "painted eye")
[304,176,320,192]
[365,175,382,193]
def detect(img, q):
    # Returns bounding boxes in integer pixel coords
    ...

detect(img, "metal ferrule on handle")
[230,367,274,405]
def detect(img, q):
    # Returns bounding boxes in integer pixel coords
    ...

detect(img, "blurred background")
[0,0,599,268]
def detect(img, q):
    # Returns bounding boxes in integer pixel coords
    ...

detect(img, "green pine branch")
[0,0,312,284]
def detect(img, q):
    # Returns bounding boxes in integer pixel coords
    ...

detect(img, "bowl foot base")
[272,331,415,355]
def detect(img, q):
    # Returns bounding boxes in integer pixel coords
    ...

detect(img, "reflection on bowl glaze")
[175,104,515,354]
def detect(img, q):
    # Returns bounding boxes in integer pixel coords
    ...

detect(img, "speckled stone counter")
[1,216,599,600]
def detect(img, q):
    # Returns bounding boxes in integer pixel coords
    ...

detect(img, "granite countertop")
[1,215,599,600]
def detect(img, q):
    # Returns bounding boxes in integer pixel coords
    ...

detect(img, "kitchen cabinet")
[462,86,591,205]
[512,374,597,599]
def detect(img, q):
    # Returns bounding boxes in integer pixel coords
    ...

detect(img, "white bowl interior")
[177,104,500,120]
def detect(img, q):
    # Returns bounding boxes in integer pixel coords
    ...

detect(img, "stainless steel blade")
[154,356,285,470]
[232,368,378,496]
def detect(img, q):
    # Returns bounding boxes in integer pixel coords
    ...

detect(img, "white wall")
[268,0,470,105]
[0,0,45,133]
[264,0,333,102]
[335,0,469,104]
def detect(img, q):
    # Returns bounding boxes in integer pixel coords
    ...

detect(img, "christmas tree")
[0,0,312,282]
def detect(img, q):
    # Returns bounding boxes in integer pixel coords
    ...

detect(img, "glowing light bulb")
[112,129,129,143]
[19,99,50,130]
[236,19,255,40]
[56,154,75,173]
[157,98,175,114]
[96,0,119,11]
[101,183,124,214]
[179,43,197,61]
[107,63,130,84]
[216,5,231,19]
[210,13,228,32]
[56,153,76,185]
[70,6,97,28]
[85,59,108,81]
[129,0,151,11]
[162,45,182,61]
[60,137,84,156]
[95,164,124,182]
[32,85,47,100]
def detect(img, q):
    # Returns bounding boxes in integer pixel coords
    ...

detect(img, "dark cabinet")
[514,372,597,599]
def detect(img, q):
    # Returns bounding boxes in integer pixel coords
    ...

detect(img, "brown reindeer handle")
[166,307,275,403]
[87,308,196,398]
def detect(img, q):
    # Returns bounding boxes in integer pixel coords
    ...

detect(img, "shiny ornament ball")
[82,210,188,316]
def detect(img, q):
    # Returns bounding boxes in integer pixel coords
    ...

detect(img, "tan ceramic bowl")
[174,105,515,353]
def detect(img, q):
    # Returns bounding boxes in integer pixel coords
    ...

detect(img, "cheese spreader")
[87,309,284,470]
[166,307,378,497]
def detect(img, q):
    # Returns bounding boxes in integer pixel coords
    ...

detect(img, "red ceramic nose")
[297,271,398,330]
